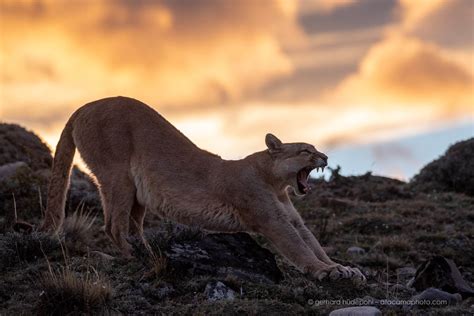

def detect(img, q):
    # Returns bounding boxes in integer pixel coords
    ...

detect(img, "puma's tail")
[41,117,76,232]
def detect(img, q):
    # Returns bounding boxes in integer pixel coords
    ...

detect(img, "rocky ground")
[0,123,473,315]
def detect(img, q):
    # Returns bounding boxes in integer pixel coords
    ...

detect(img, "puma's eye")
[299,149,312,155]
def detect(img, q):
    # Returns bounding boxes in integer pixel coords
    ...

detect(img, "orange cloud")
[0,0,472,165]
[330,34,473,111]
[398,0,446,31]
[325,0,473,123]
[1,0,299,122]
[299,0,356,13]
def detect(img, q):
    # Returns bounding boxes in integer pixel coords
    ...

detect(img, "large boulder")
[0,123,100,231]
[411,138,474,196]
[132,224,283,284]
[408,256,474,299]
[0,124,52,170]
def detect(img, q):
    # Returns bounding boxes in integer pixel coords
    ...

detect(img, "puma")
[41,96,365,282]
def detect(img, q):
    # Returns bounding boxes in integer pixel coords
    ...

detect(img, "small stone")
[412,287,462,306]
[329,306,381,316]
[347,246,366,256]
[204,281,235,301]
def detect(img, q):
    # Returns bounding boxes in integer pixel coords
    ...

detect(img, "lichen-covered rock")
[132,225,283,284]
[204,281,235,301]
[166,232,282,283]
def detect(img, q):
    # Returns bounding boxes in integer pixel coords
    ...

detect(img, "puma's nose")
[315,152,328,167]
[315,157,327,168]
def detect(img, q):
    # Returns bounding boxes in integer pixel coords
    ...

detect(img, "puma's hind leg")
[129,199,146,238]
[99,172,136,257]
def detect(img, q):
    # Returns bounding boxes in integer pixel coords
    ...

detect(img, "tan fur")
[41,96,365,282]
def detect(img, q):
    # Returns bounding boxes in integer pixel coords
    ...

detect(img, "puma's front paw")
[313,264,366,283]
[346,266,366,283]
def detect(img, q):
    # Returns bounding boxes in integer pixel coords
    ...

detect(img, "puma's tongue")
[297,169,310,193]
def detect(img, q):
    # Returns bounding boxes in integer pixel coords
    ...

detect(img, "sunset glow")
[1,0,473,178]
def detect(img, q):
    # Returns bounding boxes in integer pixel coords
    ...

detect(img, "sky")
[1,0,473,180]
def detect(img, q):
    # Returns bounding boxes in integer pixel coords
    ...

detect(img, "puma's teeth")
[322,166,325,172]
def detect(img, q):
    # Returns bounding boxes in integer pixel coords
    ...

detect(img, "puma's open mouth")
[296,165,325,194]
[297,167,313,194]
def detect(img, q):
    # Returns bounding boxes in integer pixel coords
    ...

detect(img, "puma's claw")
[351,267,366,283]
[313,264,366,283]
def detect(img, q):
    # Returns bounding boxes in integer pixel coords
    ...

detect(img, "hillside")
[0,123,473,315]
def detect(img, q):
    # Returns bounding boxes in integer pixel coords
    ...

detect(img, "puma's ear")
[265,133,282,153]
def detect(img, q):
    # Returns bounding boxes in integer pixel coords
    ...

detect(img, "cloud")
[1,0,299,120]
[397,0,446,30]
[0,0,472,167]
[401,0,474,49]
[330,35,472,110]
[324,0,473,124]
[299,0,356,13]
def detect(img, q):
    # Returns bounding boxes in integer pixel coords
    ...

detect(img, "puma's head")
[265,133,328,195]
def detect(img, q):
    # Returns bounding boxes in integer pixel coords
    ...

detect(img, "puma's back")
[41,97,225,234]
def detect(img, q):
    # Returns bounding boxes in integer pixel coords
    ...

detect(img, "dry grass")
[141,238,169,278]
[37,266,111,315]
[148,248,169,277]
[61,204,96,245]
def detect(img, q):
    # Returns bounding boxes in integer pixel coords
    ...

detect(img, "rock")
[347,246,366,256]
[204,281,235,301]
[0,124,52,170]
[0,123,101,227]
[0,162,28,181]
[166,232,283,283]
[133,227,283,284]
[412,288,462,305]
[409,256,474,298]
[329,306,381,316]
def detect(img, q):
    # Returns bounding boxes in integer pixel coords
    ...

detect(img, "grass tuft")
[61,205,96,245]
[36,266,112,315]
